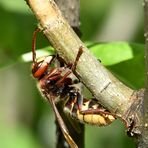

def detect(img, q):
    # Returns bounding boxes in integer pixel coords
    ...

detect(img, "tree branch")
[53,1,84,148]
[27,0,143,139]
[136,1,148,147]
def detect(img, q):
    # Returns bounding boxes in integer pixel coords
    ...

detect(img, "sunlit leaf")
[88,42,145,89]
[88,41,144,66]
[19,46,55,62]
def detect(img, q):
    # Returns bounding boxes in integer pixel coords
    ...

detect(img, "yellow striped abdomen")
[64,98,116,126]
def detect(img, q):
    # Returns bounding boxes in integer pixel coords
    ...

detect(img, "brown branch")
[53,1,84,148]
[27,0,144,144]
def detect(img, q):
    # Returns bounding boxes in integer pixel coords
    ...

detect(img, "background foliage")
[0,0,144,148]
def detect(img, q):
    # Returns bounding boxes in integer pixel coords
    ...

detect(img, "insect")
[31,28,82,148]
[31,28,116,148]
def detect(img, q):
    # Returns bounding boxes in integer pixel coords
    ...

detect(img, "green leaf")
[88,42,145,89]
[108,54,145,89]
[19,46,55,62]
[88,41,143,66]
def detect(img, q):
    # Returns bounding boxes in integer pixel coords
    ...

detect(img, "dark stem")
[54,0,84,148]
[136,1,148,147]
[54,0,81,36]
[54,0,80,28]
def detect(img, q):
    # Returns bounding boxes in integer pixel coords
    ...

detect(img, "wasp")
[31,28,116,148]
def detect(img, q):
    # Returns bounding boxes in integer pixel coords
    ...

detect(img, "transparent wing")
[45,93,78,148]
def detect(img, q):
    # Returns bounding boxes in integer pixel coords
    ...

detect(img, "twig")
[136,1,148,147]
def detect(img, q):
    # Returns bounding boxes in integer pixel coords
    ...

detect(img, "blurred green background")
[0,0,144,148]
